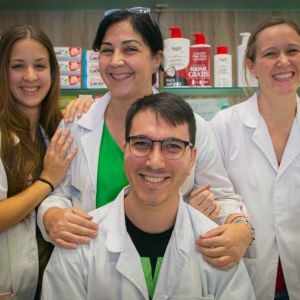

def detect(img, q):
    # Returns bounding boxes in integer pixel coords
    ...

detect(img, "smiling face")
[247,24,300,97]
[9,38,51,115]
[98,20,162,102]
[124,109,196,209]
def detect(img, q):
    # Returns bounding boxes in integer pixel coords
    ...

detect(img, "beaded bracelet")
[232,216,255,246]
[38,177,54,192]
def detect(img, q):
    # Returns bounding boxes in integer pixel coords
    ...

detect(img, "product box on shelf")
[84,50,100,63]
[58,61,81,75]
[54,47,82,61]
[84,62,99,77]
[55,46,82,88]
[83,50,106,89]
[60,75,81,89]
[83,76,106,89]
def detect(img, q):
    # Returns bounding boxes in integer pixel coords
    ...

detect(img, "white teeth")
[22,87,38,92]
[144,176,164,183]
[111,73,131,79]
[274,72,293,80]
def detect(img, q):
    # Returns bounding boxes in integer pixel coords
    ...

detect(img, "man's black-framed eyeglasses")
[126,135,194,160]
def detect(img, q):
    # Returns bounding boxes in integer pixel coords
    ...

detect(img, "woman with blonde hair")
[210,16,300,299]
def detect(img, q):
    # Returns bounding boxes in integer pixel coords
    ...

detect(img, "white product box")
[84,50,99,63]
[83,75,106,89]
[58,61,81,75]
[55,47,82,61]
[84,62,99,76]
[60,75,81,89]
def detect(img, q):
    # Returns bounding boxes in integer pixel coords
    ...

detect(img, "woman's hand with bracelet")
[41,127,78,189]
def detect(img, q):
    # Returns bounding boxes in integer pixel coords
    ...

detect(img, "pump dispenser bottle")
[186,33,211,86]
[214,46,232,87]
[237,32,258,87]
[163,27,190,86]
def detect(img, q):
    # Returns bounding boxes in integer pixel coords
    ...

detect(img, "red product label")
[68,75,81,85]
[164,67,188,87]
[69,61,81,71]
[186,46,211,86]
[69,47,81,57]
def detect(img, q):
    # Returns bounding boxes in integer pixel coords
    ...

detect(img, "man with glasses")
[42,93,254,300]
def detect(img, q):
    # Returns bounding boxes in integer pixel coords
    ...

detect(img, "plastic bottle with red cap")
[163,27,190,87]
[186,32,211,87]
[214,45,232,87]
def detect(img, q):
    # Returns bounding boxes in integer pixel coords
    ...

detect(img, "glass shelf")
[60,87,257,97]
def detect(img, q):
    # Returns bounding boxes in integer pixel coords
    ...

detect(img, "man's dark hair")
[125,93,196,144]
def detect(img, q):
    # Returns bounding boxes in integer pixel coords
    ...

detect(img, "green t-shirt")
[96,123,129,208]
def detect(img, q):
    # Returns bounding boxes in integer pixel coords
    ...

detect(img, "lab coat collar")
[279,97,300,176]
[240,93,300,175]
[104,186,129,252]
[73,93,110,190]
[103,186,189,254]
[103,186,149,299]
[75,88,158,131]
[240,92,300,129]
[76,92,110,131]
[154,197,191,298]
[102,187,191,299]
[239,93,260,128]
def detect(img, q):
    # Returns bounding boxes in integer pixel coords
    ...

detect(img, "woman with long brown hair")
[0,25,79,299]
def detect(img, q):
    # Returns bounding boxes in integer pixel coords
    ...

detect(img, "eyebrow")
[100,39,143,47]
[262,43,300,49]
[10,57,49,63]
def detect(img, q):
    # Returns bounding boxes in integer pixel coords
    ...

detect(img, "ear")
[246,58,257,77]
[122,140,127,151]
[187,147,197,175]
[152,50,163,73]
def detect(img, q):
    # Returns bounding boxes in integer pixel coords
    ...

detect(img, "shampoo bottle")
[214,45,232,87]
[186,33,211,87]
[237,32,258,87]
[163,27,190,87]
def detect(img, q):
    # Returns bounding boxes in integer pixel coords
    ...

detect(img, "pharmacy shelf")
[159,87,255,97]
[60,87,256,97]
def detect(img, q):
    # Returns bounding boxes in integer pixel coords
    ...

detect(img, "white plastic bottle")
[214,45,232,87]
[186,33,211,87]
[163,27,190,87]
[237,32,258,87]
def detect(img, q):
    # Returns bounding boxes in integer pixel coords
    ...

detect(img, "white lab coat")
[37,92,246,243]
[210,93,300,300]
[0,129,49,300]
[42,187,255,300]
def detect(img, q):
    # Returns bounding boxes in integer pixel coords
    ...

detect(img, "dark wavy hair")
[92,10,163,85]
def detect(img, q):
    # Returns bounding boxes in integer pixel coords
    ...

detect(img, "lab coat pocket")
[243,257,256,283]
[169,296,214,300]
